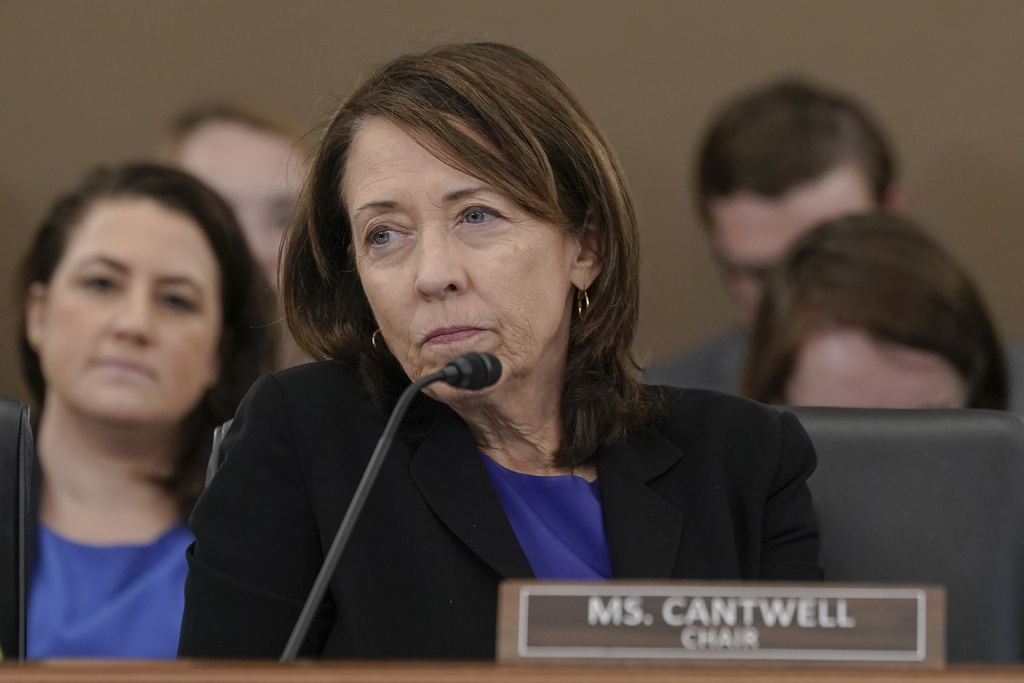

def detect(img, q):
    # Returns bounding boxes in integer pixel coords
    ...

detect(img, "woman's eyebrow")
[353,186,500,217]
[443,186,497,203]
[353,199,399,216]
[156,275,203,290]
[75,254,207,290]
[74,254,129,273]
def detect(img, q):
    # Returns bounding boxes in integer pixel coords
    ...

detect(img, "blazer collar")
[597,429,686,578]
[407,408,686,581]
[407,414,534,580]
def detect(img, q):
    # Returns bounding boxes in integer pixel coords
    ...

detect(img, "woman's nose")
[109,285,154,342]
[414,227,467,299]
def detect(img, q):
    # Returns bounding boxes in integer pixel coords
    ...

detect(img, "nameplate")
[496,581,945,667]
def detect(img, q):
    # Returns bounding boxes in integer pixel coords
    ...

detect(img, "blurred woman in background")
[742,212,1007,409]
[17,163,272,658]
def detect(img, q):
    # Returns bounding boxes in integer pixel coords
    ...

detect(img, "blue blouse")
[481,454,612,579]
[27,522,194,659]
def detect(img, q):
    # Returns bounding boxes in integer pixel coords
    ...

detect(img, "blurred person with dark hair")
[162,103,310,369]
[179,42,820,660]
[18,163,272,658]
[647,79,904,390]
[741,212,1007,410]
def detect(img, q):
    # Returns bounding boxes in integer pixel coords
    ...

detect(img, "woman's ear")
[572,210,604,289]
[25,283,49,350]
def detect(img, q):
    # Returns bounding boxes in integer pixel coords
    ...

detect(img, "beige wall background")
[3,0,1024,403]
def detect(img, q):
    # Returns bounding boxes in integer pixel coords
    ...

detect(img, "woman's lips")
[93,358,155,378]
[424,327,482,345]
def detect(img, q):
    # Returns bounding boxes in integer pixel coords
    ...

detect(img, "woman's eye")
[463,208,495,224]
[160,293,198,312]
[369,228,392,246]
[83,276,117,293]
[270,200,294,232]
[270,213,290,233]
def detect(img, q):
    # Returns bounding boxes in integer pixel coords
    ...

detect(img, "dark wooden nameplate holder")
[497,581,945,667]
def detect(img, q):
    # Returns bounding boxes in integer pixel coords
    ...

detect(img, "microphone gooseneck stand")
[280,352,501,661]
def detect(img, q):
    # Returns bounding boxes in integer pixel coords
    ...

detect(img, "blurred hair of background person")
[17,164,273,658]
[741,212,1007,410]
[161,103,310,369]
[646,79,904,390]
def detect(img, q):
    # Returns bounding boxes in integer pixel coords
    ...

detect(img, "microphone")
[280,352,501,660]
[440,351,502,389]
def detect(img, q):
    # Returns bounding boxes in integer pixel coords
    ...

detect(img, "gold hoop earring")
[576,288,590,319]
[371,329,382,350]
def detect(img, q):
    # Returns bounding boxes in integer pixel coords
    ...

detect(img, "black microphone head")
[440,352,502,390]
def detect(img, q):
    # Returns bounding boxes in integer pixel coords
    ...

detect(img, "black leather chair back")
[0,394,34,660]
[205,418,233,487]
[793,407,1024,663]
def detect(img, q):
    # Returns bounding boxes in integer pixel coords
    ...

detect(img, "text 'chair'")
[792,407,1024,663]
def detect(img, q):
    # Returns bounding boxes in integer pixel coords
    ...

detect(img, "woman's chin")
[422,379,500,406]
[66,388,195,429]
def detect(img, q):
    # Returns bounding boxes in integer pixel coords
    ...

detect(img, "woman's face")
[344,117,600,402]
[27,197,223,427]
[784,327,968,409]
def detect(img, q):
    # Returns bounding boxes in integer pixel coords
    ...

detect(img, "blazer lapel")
[408,416,534,579]
[598,430,686,578]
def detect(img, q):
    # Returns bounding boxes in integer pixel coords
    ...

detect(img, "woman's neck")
[447,372,596,481]
[35,399,182,544]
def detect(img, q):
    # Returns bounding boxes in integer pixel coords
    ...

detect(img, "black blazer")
[178,361,820,660]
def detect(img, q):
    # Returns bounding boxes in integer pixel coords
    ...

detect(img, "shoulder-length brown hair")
[282,42,663,466]
[742,212,1007,409]
[17,163,275,515]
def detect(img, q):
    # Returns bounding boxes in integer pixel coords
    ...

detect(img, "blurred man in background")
[647,79,904,392]
[648,78,1024,412]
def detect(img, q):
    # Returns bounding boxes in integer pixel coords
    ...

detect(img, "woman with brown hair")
[742,212,1007,409]
[179,42,820,660]
[18,163,272,658]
